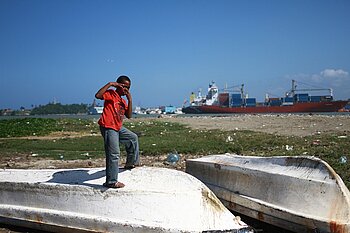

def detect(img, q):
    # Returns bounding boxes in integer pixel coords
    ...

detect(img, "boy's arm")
[124,89,133,119]
[95,82,119,100]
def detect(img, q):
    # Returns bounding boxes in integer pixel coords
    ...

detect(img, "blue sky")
[1,0,349,109]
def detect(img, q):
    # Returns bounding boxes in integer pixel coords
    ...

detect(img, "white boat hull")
[186,154,350,233]
[0,167,252,233]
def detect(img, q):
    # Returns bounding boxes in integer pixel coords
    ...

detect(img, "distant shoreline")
[0,111,349,120]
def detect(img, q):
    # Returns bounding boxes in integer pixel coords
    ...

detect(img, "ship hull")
[182,100,348,114]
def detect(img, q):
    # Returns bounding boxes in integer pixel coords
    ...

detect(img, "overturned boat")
[0,166,252,233]
[186,154,350,233]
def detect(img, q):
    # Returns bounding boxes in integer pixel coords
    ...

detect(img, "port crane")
[286,80,333,97]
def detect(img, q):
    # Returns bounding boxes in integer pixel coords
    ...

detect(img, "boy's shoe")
[103,182,125,188]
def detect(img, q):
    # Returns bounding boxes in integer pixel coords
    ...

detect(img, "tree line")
[30,103,88,115]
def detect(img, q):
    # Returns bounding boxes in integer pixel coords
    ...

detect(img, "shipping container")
[231,98,242,103]
[294,94,309,102]
[309,96,322,102]
[231,94,242,99]
[270,101,282,106]
[269,98,282,106]
[246,98,256,104]
[321,95,333,102]
[218,93,229,107]
[283,97,294,103]
[245,98,256,107]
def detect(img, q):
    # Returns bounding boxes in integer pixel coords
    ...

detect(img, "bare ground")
[1,114,350,175]
[156,114,350,137]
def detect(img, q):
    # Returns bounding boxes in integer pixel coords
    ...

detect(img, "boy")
[95,75,139,188]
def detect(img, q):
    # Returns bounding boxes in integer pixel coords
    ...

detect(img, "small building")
[164,106,176,114]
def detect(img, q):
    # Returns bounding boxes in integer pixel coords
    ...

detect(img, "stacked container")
[245,98,256,107]
[294,94,309,103]
[218,93,230,107]
[283,97,294,103]
[309,96,322,102]
[269,98,282,106]
[282,97,294,105]
[231,94,242,107]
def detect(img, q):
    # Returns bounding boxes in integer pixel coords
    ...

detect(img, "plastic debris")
[312,140,321,146]
[285,145,293,151]
[226,136,234,142]
[339,156,347,164]
[167,152,180,165]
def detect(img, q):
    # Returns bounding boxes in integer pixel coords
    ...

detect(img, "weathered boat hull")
[0,167,252,233]
[186,154,350,233]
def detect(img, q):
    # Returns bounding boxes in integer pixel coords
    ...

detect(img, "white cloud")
[285,69,349,83]
[320,69,348,78]
[310,73,322,82]
[317,69,349,87]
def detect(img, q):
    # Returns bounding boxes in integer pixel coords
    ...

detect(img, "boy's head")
[116,75,131,96]
[116,75,131,84]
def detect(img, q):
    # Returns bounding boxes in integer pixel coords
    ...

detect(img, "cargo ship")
[182,80,349,114]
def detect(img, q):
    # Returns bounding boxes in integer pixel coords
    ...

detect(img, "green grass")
[0,118,60,137]
[0,136,103,160]
[0,118,97,137]
[0,118,349,188]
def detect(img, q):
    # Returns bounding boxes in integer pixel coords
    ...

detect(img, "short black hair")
[116,75,131,84]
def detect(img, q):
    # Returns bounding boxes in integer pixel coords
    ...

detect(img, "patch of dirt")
[155,114,350,137]
[6,131,100,140]
[0,153,198,171]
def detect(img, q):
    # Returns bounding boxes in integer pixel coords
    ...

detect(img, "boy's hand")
[112,82,131,98]
[124,88,132,101]
[110,82,123,89]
